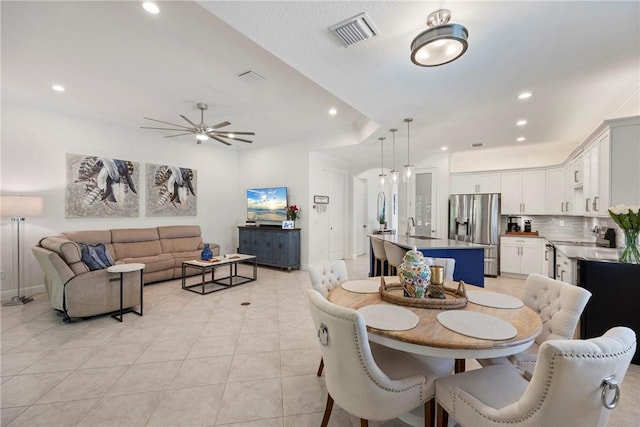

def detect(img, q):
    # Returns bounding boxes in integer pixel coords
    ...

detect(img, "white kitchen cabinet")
[500,171,546,214]
[500,236,543,276]
[555,249,576,285]
[545,167,569,215]
[450,173,501,194]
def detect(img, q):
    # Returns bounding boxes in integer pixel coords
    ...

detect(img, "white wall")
[1,101,241,297]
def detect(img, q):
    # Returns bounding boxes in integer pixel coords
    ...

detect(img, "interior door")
[354,177,367,255]
[329,170,346,260]
[414,170,437,237]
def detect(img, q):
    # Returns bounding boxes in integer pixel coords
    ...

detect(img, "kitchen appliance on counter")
[524,220,532,233]
[595,227,616,248]
[449,193,500,276]
[507,216,521,232]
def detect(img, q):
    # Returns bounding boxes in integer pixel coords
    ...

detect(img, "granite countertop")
[369,234,485,250]
[554,244,618,262]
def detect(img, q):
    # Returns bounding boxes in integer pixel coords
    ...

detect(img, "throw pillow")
[78,243,114,271]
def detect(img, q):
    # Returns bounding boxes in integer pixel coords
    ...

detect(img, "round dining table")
[329,278,542,362]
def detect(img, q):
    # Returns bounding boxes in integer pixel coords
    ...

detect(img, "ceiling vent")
[471,142,484,148]
[330,12,379,47]
[237,70,265,83]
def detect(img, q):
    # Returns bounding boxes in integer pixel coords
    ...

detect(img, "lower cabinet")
[555,249,576,285]
[500,236,543,276]
[238,226,300,271]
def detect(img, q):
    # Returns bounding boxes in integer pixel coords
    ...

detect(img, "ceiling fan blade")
[211,131,255,136]
[164,133,195,138]
[210,135,232,146]
[212,121,231,129]
[180,115,199,128]
[143,117,191,129]
[140,126,195,131]
[229,137,253,143]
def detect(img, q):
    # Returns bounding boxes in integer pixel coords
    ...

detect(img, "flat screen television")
[247,187,288,222]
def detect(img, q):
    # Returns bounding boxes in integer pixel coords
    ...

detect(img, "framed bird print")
[65,153,139,217]
[145,163,197,216]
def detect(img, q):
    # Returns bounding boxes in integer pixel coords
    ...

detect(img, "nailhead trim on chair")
[442,342,636,424]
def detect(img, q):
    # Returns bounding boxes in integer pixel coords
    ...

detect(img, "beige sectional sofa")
[32,225,219,321]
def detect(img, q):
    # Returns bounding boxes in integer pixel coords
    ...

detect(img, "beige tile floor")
[1,256,638,426]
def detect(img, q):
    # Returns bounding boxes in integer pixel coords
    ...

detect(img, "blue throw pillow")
[78,243,114,271]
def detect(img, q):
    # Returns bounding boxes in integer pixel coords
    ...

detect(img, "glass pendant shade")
[378,137,386,186]
[390,128,399,183]
[403,118,414,182]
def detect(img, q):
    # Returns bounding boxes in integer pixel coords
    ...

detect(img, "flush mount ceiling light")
[410,9,468,67]
[142,2,160,15]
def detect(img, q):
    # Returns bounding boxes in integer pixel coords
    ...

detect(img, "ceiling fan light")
[196,132,209,141]
[228,133,235,139]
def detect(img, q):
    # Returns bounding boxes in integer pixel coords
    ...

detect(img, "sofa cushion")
[157,225,201,239]
[79,243,115,271]
[117,253,174,274]
[111,228,162,260]
[40,236,82,264]
[62,230,114,261]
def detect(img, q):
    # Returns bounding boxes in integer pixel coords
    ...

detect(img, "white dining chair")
[306,289,454,427]
[307,260,349,376]
[436,326,636,427]
[477,273,592,371]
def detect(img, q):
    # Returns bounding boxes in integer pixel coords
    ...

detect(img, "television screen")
[247,187,288,222]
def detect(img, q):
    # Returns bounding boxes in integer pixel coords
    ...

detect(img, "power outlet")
[559,220,565,227]
[0,270,5,280]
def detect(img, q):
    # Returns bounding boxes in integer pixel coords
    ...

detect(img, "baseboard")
[1,284,46,300]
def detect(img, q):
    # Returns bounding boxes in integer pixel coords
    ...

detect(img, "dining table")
[329,277,543,372]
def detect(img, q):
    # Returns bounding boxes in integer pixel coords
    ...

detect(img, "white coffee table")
[182,254,257,295]
[106,263,145,322]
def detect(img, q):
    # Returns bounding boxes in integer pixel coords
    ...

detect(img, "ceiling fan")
[141,103,255,146]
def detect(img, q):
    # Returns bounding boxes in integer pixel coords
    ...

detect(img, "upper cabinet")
[546,167,568,215]
[450,173,501,194]
[500,171,546,214]
[609,117,640,206]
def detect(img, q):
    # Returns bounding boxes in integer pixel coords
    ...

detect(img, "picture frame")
[314,195,329,204]
[282,220,295,229]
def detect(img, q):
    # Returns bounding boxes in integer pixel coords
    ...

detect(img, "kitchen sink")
[409,235,440,240]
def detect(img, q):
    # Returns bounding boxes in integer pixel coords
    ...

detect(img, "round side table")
[107,263,145,322]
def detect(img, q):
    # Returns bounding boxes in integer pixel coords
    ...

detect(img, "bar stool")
[370,238,387,277]
[383,241,407,276]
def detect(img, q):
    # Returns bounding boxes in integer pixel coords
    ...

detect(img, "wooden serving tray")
[379,276,468,310]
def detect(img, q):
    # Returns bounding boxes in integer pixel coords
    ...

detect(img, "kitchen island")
[369,235,486,286]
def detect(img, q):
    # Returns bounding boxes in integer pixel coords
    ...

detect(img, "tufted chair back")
[308,260,349,298]
[522,273,592,345]
[436,327,636,427]
[477,274,591,371]
[307,289,451,426]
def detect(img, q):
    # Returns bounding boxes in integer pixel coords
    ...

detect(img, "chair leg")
[360,419,368,427]
[320,394,334,427]
[436,403,449,427]
[317,357,324,376]
[424,399,434,427]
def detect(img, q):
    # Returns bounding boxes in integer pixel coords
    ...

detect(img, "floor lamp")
[2,196,43,305]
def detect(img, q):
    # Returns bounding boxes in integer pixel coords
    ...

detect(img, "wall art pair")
[65,153,197,217]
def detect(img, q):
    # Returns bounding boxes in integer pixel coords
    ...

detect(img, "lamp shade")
[1,196,44,217]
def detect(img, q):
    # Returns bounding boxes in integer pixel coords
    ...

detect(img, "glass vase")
[201,243,213,261]
[618,229,640,264]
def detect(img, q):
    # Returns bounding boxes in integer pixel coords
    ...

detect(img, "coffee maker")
[507,216,521,232]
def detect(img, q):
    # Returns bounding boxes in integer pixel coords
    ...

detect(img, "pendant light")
[389,128,399,183]
[404,118,414,181]
[378,137,386,186]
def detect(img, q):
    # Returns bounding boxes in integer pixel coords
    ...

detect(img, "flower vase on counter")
[201,243,213,261]
[398,247,432,299]
[608,204,640,264]
[619,229,640,264]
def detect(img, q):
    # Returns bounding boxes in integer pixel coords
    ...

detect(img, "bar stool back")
[383,241,406,276]
[370,238,387,276]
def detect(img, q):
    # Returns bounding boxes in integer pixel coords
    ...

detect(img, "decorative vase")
[398,247,431,299]
[201,243,213,261]
[618,229,640,264]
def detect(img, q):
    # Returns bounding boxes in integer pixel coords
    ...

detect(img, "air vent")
[237,70,265,83]
[471,142,484,148]
[329,12,379,47]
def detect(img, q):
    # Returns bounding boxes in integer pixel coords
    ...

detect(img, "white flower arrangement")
[608,204,640,232]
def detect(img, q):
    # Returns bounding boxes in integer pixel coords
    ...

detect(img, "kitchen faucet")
[406,217,415,237]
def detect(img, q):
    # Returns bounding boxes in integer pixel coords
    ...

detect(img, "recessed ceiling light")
[440,146,448,151]
[518,91,532,100]
[142,2,160,14]
[51,84,65,92]
[328,108,337,116]
[516,120,527,126]
[516,137,526,142]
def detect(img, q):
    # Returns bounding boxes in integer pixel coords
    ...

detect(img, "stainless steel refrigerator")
[449,193,500,276]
